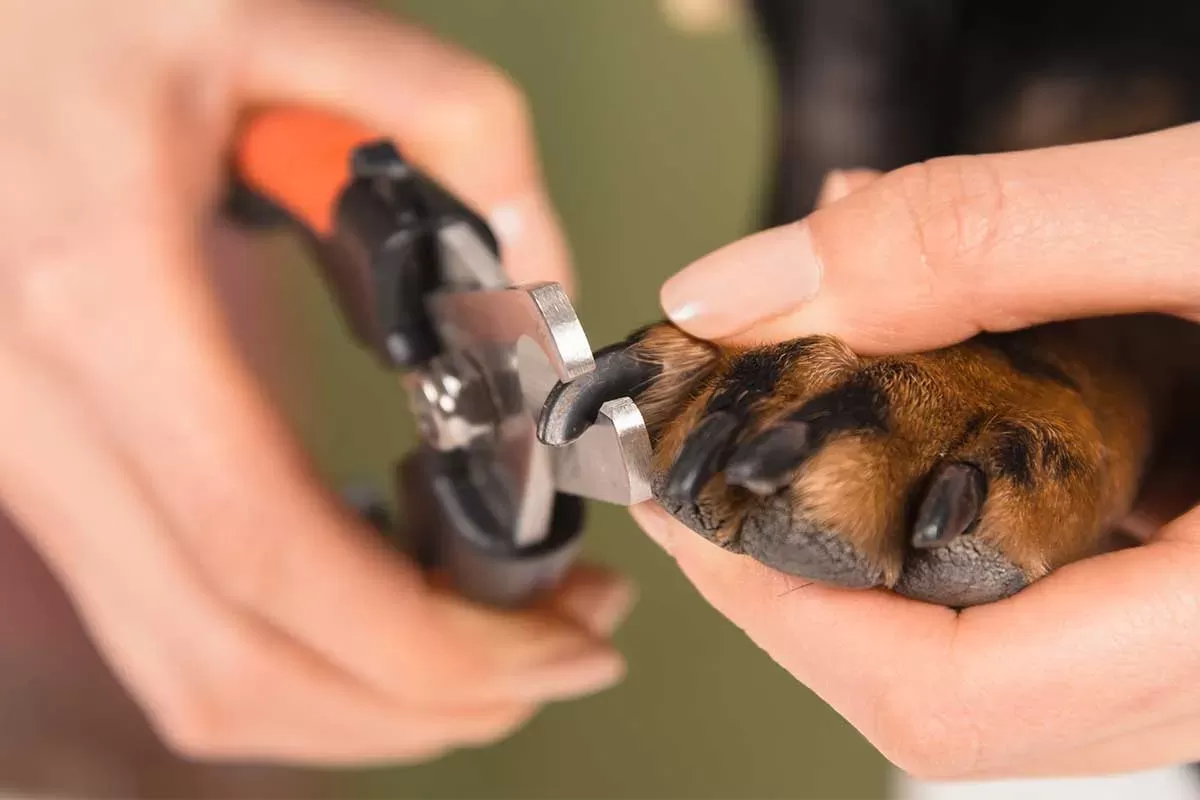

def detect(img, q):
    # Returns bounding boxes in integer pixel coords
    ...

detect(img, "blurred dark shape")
[0,510,326,799]
[750,0,1200,224]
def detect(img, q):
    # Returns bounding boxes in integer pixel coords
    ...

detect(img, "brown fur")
[631,0,1200,604]
[629,315,1200,604]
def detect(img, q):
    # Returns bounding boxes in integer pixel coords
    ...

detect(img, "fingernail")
[660,0,738,34]
[488,192,575,294]
[660,222,822,340]
[817,169,882,209]
[816,170,852,206]
[438,600,625,701]
[562,578,637,638]
[488,200,526,247]
[518,649,626,701]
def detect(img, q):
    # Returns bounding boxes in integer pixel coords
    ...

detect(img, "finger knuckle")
[202,522,330,624]
[148,686,234,760]
[203,533,280,609]
[434,63,531,147]
[154,708,227,760]
[146,627,264,759]
[4,264,111,362]
[405,651,491,700]
[869,683,983,780]
[0,208,171,359]
[1,255,77,351]
[889,155,1008,283]
[459,704,538,747]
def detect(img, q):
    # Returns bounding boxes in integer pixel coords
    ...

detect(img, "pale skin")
[0,0,632,764]
[641,123,1200,780]
[10,0,1200,779]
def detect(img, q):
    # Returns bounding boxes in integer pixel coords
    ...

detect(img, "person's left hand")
[634,125,1200,781]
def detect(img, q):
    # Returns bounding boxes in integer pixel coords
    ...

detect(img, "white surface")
[893,765,1200,800]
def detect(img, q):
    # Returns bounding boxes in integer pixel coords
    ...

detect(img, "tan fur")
[629,315,1200,592]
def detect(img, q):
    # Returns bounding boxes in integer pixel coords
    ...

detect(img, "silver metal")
[551,399,653,506]
[429,283,594,383]
[437,221,509,290]
[403,360,494,452]
[417,222,653,547]
[434,222,594,383]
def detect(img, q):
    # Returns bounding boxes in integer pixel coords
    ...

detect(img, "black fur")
[749,0,1200,225]
[747,0,1200,779]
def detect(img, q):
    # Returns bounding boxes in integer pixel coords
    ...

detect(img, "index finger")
[660,123,1200,354]
[236,0,572,290]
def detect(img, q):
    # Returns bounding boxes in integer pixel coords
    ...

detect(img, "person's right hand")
[0,0,628,765]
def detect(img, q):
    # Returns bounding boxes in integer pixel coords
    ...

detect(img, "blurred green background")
[281,1,888,797]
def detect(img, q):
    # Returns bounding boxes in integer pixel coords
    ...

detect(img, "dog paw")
[618,322,1150,607]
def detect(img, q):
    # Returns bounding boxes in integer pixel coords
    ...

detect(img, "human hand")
[0,0,629,765]
[634,122,1200,779]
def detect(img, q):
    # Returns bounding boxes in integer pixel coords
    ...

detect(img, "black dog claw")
[911,463,987,548]
[724,421,814,496]
[663,411,744,506]
[537,340,660,446]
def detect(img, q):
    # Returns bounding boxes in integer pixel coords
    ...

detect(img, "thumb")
[661,122,1200,354]
[235,0,571,290]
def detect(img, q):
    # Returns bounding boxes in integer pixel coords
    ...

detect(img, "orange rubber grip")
[234,107,380,237]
